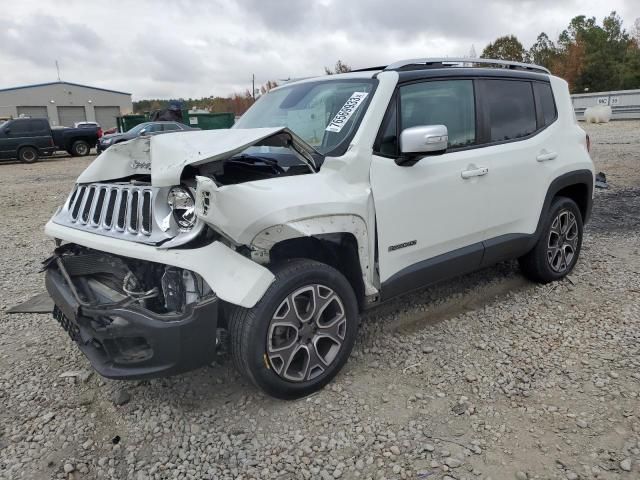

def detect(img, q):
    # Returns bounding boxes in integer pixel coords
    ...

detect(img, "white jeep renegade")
[44,58,594,399]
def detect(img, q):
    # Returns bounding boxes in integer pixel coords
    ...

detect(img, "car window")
[162,123,180,131]
[8,121,31,135]
[31,119,49,134]
[400,80,476,149]
[534,82,557,127]
[481,79,536,142]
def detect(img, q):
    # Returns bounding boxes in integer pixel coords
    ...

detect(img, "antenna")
[55,60,61,81]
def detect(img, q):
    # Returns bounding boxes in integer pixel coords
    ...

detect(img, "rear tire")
[519,196,583,283]
[18,146,39,164]
[228,259,359,400]
[70,140,90,157]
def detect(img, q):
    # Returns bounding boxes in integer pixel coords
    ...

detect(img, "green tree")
[528,33,558,68]
[481,35,526,62]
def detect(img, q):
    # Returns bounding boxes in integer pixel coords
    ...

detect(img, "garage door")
[94,106,121,129]
[17,106,48,119]
[57,106,87,127]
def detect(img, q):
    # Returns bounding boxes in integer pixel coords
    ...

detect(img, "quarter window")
[534,82,557,126]
[400,80,476,148]
[481,79,536,142]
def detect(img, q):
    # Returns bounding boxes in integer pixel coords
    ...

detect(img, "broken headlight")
[167,187,196,231]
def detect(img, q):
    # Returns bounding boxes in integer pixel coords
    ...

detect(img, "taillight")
[97,128,103,138]
[586,134,591,153]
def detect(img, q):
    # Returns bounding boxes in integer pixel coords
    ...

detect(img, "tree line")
[133,11,639,115]
[481,12,640,92]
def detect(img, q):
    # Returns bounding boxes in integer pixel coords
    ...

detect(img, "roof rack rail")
[384,58,550,74]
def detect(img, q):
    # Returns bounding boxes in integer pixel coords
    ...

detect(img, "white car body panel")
[78,127,290,187]
[45,219,275,308]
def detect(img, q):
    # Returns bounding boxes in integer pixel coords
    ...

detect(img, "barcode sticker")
[325,92,369,133]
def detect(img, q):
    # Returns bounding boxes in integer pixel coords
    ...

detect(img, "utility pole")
[55,60,61,81]
[252,74,255,100]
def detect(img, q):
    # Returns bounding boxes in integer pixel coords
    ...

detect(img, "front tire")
[70,140,90,157]
[18,146,39,164]
[228,259,359,400]
[519,196,583,283]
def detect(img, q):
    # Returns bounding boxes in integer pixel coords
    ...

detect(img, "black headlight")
[167,187,196,231]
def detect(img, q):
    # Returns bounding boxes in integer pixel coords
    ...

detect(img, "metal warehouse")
[0,81,133,129]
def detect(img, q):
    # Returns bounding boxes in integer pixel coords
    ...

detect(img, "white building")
[0,81,133,128]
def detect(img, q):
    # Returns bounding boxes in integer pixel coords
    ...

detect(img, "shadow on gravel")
[588,186,640,233]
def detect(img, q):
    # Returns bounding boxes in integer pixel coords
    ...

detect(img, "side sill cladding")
[251,215,378,297]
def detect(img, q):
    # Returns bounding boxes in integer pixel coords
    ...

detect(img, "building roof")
[0,81,131,96]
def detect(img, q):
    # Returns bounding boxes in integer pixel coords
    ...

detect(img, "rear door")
[370,79,490,296]
[474,79,554,264]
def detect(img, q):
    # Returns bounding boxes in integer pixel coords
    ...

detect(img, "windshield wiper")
[229,154,281,166]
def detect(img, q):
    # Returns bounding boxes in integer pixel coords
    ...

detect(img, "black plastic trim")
[45,268,219,380]
[380,243,483,301]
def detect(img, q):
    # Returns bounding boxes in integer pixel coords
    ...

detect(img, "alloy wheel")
[547,209,579,273]
[267,284,347,382]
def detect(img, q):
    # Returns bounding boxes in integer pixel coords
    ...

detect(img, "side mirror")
[139,128,147,135]
[400,124,448,157]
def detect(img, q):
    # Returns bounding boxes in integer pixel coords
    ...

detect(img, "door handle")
[536,151,558,162]
[461,166,489,179]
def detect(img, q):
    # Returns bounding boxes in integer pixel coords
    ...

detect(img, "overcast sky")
[1,0,638,100]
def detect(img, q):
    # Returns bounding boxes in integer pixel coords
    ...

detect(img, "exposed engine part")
[44,245,213,315]
[161,267,184,312]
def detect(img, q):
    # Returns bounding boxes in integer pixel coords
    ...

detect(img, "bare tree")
[324,60,352,75]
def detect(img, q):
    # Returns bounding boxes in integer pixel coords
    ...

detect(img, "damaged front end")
[43,244,220,379]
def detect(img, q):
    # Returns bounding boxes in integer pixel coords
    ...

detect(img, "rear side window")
[534,82,557,126]
[163,123,180,131]
[31,119,49,134]
[480,80,536,142]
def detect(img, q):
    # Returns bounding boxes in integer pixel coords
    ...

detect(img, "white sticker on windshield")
[325,92,369,133]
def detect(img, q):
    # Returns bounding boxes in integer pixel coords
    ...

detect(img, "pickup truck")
[0,118,99,163]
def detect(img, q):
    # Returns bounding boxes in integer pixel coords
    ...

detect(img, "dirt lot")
[0,122,639,480]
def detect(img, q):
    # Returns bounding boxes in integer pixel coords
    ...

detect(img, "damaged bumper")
[45,265,219,380]
[45,220,275,308]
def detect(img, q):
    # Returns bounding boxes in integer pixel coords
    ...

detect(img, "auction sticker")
[326,92,369,133]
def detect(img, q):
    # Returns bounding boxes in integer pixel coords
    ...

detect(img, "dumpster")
[117,114,148,132]
[183,112,234,130]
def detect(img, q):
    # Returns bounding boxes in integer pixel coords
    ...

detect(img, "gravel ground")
[1,122,639,480]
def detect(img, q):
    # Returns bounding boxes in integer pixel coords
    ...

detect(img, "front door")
[370,79,490,296]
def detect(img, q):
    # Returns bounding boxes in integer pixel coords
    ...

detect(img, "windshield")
[234,78,377,155]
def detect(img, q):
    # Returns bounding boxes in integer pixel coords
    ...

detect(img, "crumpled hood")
[78,127,312,186]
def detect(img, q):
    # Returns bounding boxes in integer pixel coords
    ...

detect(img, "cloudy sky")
[1,0,638,100]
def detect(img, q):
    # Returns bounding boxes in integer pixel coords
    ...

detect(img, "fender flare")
[251,214,378,297]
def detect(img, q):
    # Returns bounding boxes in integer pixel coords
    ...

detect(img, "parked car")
[97,121,197,152]
[0,117,100,163]
[74,121,103,138]
[44,58,594,399]
[51,126,100,157]
[0,118,55,163]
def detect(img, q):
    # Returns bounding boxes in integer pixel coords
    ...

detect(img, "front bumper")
[45,267,219,379]
[45,220,275,308]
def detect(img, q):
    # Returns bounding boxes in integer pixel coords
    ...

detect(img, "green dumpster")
[182,112,234,130]
[117,114,148,132]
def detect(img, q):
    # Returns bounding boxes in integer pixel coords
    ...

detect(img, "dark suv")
[0,118,55,163]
